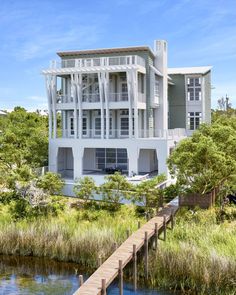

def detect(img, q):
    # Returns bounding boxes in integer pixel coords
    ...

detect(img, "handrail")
[50,55,146,69]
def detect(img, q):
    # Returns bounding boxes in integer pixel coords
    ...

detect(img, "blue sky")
[0,0,236,111]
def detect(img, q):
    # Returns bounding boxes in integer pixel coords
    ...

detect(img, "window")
[154,77,160,98]
[120,117,129,135]
[70,117,74,135]
[82,117,87,135]
[121,82,128,101]
[94,115,112,137]
[187,77,201,101]
[95,148,128,170]
[187,112,202,130]
[95,117,101,136]
[82,74,100,102]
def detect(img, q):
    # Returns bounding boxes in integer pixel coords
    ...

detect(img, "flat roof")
[57,46,155,58]
[168,66,212,75]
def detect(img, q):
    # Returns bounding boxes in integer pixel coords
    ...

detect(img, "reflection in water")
[0,255,86,295]
[0,255,174,295]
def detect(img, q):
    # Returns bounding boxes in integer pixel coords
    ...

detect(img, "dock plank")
[73,203,178,295]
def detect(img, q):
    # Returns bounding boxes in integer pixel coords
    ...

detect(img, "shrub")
[73,176,97,204]
[37,172,64,195]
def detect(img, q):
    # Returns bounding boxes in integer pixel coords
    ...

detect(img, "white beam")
[127,70,133,138]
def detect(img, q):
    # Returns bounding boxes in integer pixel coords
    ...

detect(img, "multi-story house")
[42,40,211,194]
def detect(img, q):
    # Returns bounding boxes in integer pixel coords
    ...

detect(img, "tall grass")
[147,208,236,294]
[0,202,142,268]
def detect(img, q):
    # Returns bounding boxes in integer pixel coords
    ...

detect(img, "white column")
[98,72,104,139]
[132,70,139,138]
[127,70,133,138]
[127,147,139,176]
[71,74,78,139]
[76,74,83,139]
[144,109,147,137]
[103,72,109,139]
[156,144,169,176]
[154,40,168,130]
[62,111,66,137]
[72,146,84,179]
[45,75,53,139]
[51,75,57,139]
[49,143,58,173]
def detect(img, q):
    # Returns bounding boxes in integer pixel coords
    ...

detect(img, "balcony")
[50,55,146,69]
[57,128,186,139]
[57,95,74,103]
[109,92,128,102]
[56,92,146,104]
[82,93,100,103]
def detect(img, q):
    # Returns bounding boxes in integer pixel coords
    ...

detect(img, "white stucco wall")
[83,148,96,171]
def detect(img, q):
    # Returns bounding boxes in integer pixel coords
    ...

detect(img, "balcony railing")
[57,95,74,103]
[82,93,100,103]
[109,92,128,102]
[56,92,145,104]
[50,55,146,69]
[58,128,186,139]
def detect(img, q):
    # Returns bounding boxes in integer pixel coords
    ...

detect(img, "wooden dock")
[73,201,178,295]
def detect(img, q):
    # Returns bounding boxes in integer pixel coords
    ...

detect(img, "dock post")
[154,223,158,250]
[138,221,141,229]
[98,256,102,266]
[79,274,83,286]
[170,209,175,230]
[101,279,106,295]
[126,229,130,239]
[133,244,137,291]
[118,260,123,295]
[144,231,148,280]
[163,215,166,241]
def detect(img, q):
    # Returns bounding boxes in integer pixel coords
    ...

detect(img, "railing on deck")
[109,92,128,102]
[56,92,146,104]
[57,128,186,139]
[50,55,146,69]
[82,93,100,103]
[57,95,74,103]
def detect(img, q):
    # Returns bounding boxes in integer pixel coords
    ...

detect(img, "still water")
[0,255,174,295]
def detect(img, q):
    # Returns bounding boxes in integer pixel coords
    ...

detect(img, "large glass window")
[96,148,128,170]
[187,77,201,101]
[187,112,202,130]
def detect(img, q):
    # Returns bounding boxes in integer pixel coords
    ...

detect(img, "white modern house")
[0,110,7,116]
[42,40,211,194]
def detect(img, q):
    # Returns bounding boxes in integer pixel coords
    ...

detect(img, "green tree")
[135,174,166,209]
[0,107,48,173]
[168,118,236,195]
[100,172,135,207]
[73,176,97,203]
[37,172,65,195]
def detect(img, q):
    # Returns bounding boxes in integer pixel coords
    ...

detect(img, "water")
[0,255,174,295]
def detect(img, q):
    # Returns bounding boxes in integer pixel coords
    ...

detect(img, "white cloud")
[0,2,107,61]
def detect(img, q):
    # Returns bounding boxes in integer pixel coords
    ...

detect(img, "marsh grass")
[0,201,143,268]
[147,207,236,294]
